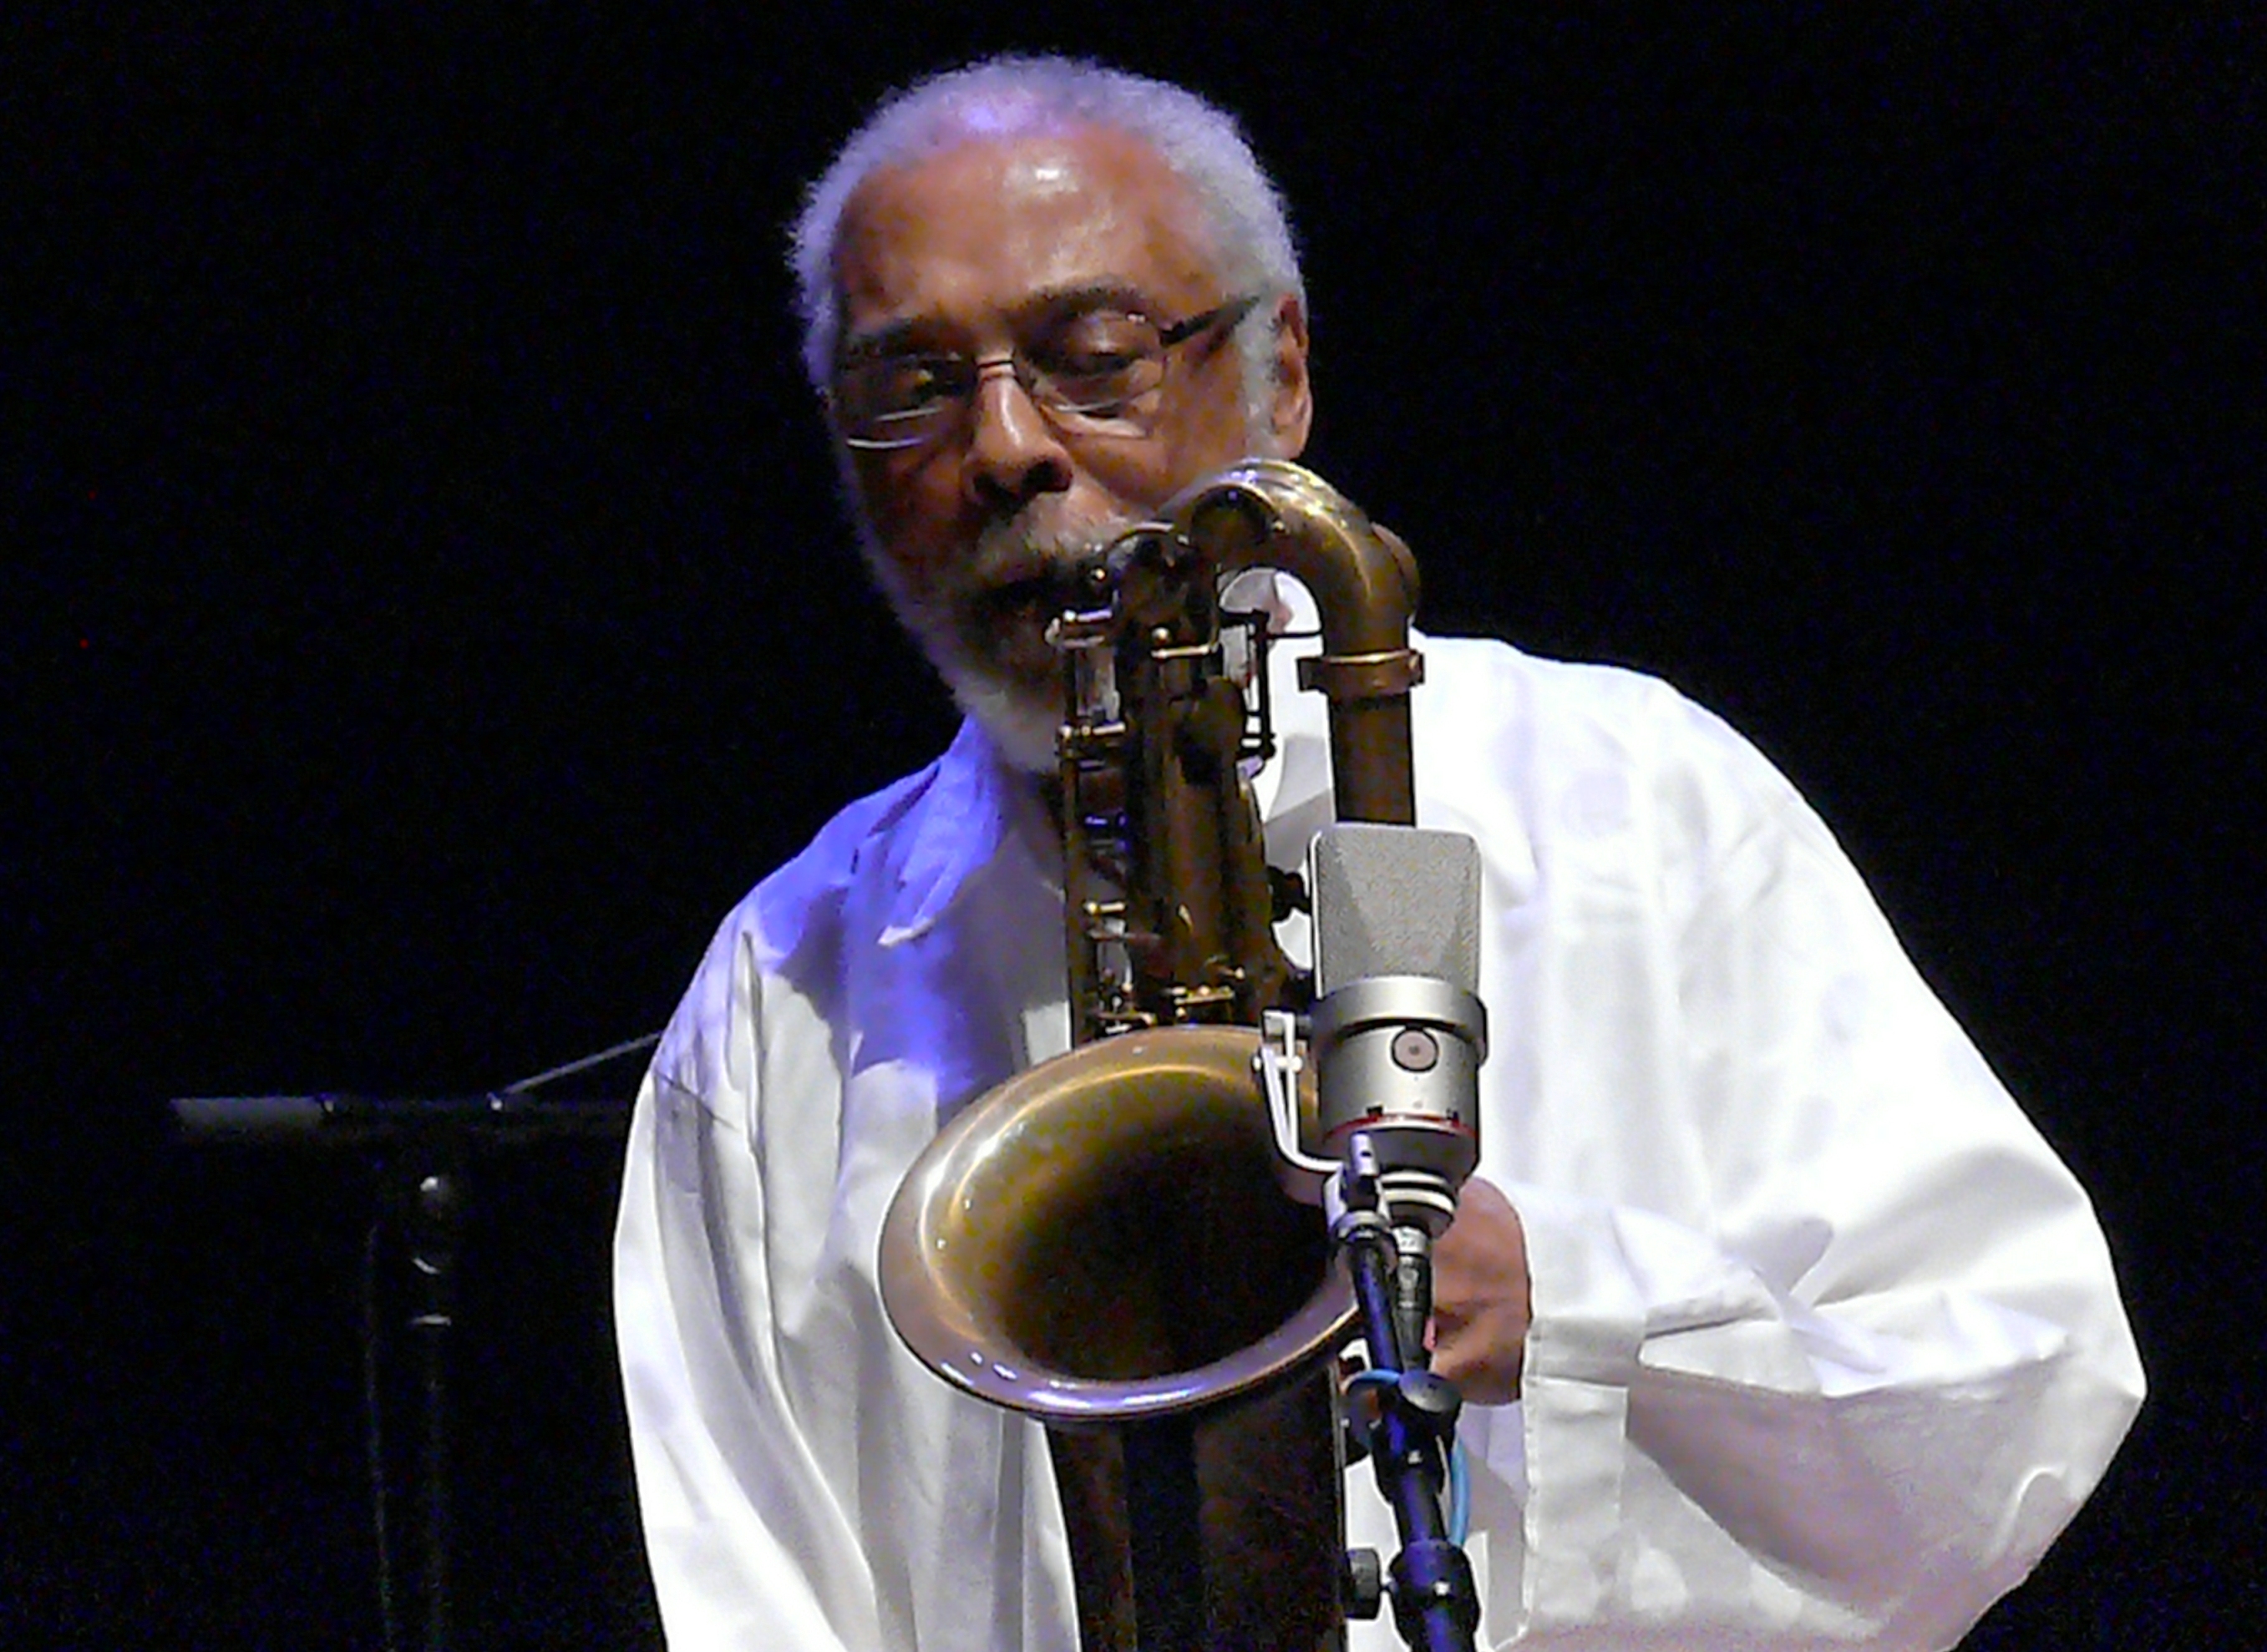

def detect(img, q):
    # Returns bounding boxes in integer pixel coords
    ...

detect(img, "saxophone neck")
[1052,460,1425,1043]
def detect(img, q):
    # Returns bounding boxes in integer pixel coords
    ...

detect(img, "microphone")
[1293,823,1491,1639]
[1304,821,1487,1236]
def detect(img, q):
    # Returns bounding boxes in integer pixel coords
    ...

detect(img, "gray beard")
[854,499,1133,774]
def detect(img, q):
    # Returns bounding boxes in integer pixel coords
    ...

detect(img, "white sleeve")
[1463,713,2144,1648]
[613,1008,884,1650]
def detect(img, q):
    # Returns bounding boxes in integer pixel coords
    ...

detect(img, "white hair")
[789,54,1305,423]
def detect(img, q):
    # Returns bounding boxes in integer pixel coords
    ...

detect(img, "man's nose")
[961,357,1073,511]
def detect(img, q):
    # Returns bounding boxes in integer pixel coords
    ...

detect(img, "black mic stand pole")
[1330,1135,1480,1652]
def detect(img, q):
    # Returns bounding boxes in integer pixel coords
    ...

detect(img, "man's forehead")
[832,124,1218,331]
[852,119,1191,216]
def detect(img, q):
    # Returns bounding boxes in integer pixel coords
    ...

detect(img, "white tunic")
[615,631,2142,1649]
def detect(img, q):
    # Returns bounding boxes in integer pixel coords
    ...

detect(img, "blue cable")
[1448,1437,1471,1545]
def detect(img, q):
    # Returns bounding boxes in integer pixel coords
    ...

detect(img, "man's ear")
[1263,294,1314,458]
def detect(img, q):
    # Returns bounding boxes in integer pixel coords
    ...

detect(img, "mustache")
[963,511,1128,616]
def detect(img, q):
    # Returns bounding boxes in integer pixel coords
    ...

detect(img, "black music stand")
[170,1035,652,1652]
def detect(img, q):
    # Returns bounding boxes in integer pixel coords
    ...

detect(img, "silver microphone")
[1306,821,1488,1236]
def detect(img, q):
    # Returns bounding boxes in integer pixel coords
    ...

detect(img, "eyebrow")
[837,280,1162,364]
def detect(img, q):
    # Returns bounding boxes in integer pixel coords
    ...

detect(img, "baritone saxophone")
[879,458,1426,1650]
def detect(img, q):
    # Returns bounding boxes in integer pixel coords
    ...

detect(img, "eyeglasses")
[831,293,1263,452]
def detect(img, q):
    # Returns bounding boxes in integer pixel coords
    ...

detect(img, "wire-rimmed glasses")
[831,292,1262,452]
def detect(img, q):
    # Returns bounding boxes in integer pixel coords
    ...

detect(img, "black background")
[13,8,2262,1648]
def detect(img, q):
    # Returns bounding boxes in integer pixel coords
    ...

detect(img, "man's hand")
[1427,1175,1531,1405]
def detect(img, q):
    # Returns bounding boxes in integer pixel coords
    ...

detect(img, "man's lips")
[978,570,1089,623]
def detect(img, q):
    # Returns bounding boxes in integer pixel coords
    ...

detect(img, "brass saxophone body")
[879,459,1425,1649]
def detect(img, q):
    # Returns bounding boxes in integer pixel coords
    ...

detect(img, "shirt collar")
[877,717,1052,948]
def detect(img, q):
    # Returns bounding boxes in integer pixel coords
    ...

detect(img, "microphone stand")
[1258,812,1489,1652]
[170,1031,654,1652]
[1329,1136,1480,1652]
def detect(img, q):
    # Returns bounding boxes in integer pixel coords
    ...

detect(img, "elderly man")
[614,55,2141,1651]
